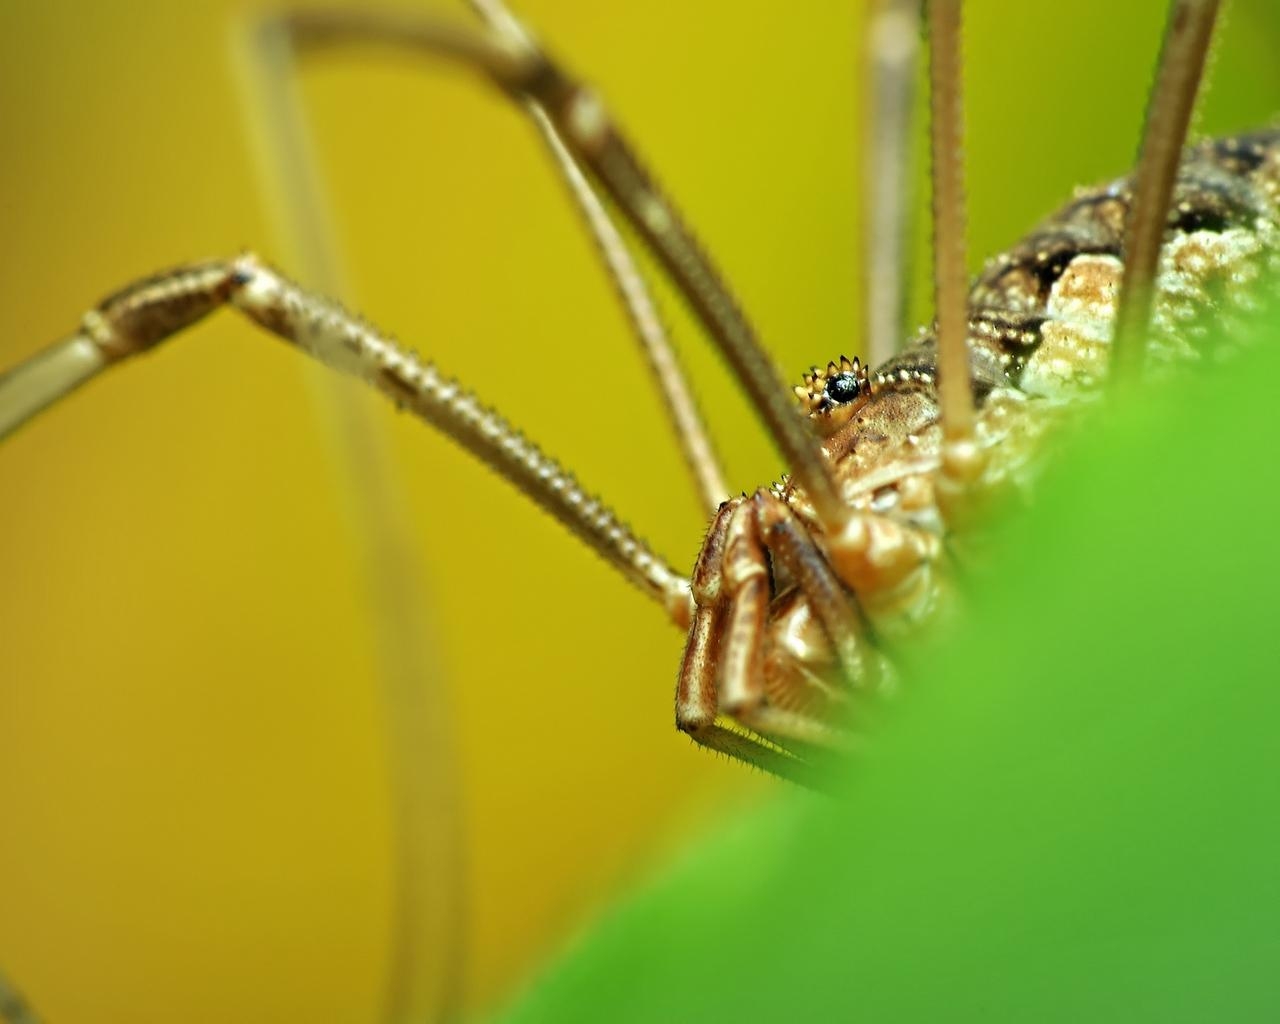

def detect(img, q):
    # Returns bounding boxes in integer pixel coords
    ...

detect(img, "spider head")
[792,355,871,437]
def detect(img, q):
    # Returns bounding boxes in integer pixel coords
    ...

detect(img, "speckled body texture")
[774,130,1280,699]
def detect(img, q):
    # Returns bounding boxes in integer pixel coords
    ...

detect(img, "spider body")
[683,129,1280,767]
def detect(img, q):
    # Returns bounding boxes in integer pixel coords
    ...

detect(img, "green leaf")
[495,310,1280,1023]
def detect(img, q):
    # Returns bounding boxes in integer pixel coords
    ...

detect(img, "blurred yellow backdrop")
[0,1,1276,1021]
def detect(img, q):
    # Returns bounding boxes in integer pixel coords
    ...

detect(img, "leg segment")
[252,4,728,515]
[267,6,845,532]
[0,262,236,439]
[862,0,921,369]
[466,0,728,512]
[926,0,983,493]
[1111,0,1222,387]
[0,257,692,624]
[753,490,877,689]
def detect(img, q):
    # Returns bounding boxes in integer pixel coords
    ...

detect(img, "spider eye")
[825,372,862,404]
[794,356,866,433]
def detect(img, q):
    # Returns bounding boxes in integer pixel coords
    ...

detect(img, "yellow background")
[1,1,1276,1021]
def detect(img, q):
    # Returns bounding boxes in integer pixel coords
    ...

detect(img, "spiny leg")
[0,257,693,628]
[231,258,691,625]
[274,7,847,533]
[264,3,729,516]
[1111,0,1222,387]
[862,0,921,370]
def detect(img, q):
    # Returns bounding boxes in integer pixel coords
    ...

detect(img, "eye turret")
[793,355,870,436]
[825,371,863,404]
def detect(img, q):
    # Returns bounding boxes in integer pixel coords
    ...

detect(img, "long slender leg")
[531,60,847,531]
[926,0,981,486]
[263,4,729,517]
[0,257,693,627]
[531,111,729,513]
[0,262,240,439]
[862,0,921,369]
[274,8,847,535]
[1111,0,1222,387]
[464,0,729,514]
[241,21,729,1003]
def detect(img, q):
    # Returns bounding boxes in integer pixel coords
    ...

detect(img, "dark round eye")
[825,372,862,405]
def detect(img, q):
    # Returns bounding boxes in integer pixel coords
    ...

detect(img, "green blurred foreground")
[499,315,1280,1022]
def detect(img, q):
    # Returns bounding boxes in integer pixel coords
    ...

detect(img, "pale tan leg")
[0,257,691,621]
[1111,0,1222,386]
[264,6,846,534]
[927,0,984,494]
[253,4,729,515]
[862,0,921,369]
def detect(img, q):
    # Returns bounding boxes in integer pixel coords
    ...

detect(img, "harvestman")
[0,0,1256,1018]
[0,0,1232,783]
